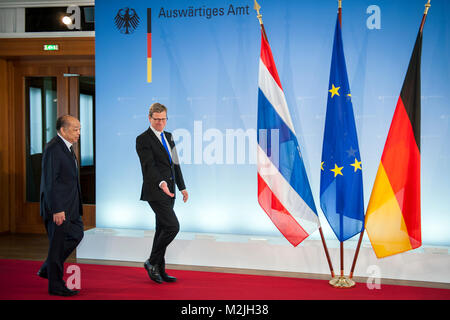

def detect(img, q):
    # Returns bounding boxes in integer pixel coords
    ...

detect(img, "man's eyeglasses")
[151,117,168,122]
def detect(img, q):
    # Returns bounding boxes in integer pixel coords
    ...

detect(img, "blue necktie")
[160,132,172,164]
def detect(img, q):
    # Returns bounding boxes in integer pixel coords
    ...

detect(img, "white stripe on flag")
[257,145,320,235]
[258,59,296,135]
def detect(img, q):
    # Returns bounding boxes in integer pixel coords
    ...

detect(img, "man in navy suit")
[136,103,188,284]
[37,115,84,296]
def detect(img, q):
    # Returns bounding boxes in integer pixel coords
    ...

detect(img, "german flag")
[147,8,152,83]
[365,27,424,258]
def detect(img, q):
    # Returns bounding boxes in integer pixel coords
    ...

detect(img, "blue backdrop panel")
[96,0,450,246]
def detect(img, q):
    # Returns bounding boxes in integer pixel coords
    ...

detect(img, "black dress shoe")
[160,270,177,282]
[49,287,79,297]
[144,260,163,284]
[37,268,48,279]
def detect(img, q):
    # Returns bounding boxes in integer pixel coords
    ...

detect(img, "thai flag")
[257,31,320,247]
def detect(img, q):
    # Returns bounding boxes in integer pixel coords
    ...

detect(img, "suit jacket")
[40,135,83,221]
[136,127,186,202]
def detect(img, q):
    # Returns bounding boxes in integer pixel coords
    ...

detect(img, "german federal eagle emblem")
[114,8,140,34]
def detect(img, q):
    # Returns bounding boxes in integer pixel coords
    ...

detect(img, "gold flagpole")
[253,0,335,279]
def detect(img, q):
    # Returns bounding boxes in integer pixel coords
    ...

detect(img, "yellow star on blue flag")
[329,84,340,98]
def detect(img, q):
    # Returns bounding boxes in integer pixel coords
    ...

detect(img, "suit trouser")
[148,199,179,269]
[42,216,84,291]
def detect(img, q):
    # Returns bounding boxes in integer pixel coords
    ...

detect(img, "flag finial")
[420,0,431,32]
[254,0,263,25]
[337,0,342,26]
[424,0,431,15]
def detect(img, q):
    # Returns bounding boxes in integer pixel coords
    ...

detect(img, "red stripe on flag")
[259,32,283,91]
[257,174,309,246]
[381,96,421,248]
[147,33,152,57]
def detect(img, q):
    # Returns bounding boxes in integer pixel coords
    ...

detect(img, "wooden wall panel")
[83,206,96,230]
[0,59,11,233]
[0,38,94,58]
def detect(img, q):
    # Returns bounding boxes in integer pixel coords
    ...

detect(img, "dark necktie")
[70,145,78,168]
[160,132,172,164]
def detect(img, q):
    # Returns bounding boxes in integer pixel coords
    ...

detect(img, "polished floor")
[0,232,448,289]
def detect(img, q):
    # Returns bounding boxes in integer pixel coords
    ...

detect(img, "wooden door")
[12,58,95,233]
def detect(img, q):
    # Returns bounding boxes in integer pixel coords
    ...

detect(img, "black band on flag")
[147,8,151,33]
[399,31,422,151]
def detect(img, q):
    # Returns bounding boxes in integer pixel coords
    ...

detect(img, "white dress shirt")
[149,126,172,159]
[58,133,77,168]
[150,126,173,189]
[57,133,72,151]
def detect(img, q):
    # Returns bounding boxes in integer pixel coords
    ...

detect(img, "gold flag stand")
[329,242,355,288]
[329,276,355,288]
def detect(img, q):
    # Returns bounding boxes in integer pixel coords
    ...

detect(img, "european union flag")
[320,17,364,242]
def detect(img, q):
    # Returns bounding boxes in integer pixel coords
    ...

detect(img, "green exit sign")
[43,44,59,51]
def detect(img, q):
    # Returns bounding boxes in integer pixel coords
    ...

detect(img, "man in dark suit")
[136,102,188,284]
[37,115,84,296]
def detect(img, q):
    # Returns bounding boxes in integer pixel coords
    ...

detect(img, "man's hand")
[160,181,175,198]
[181,190,189,203]
[53,212,65,226]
